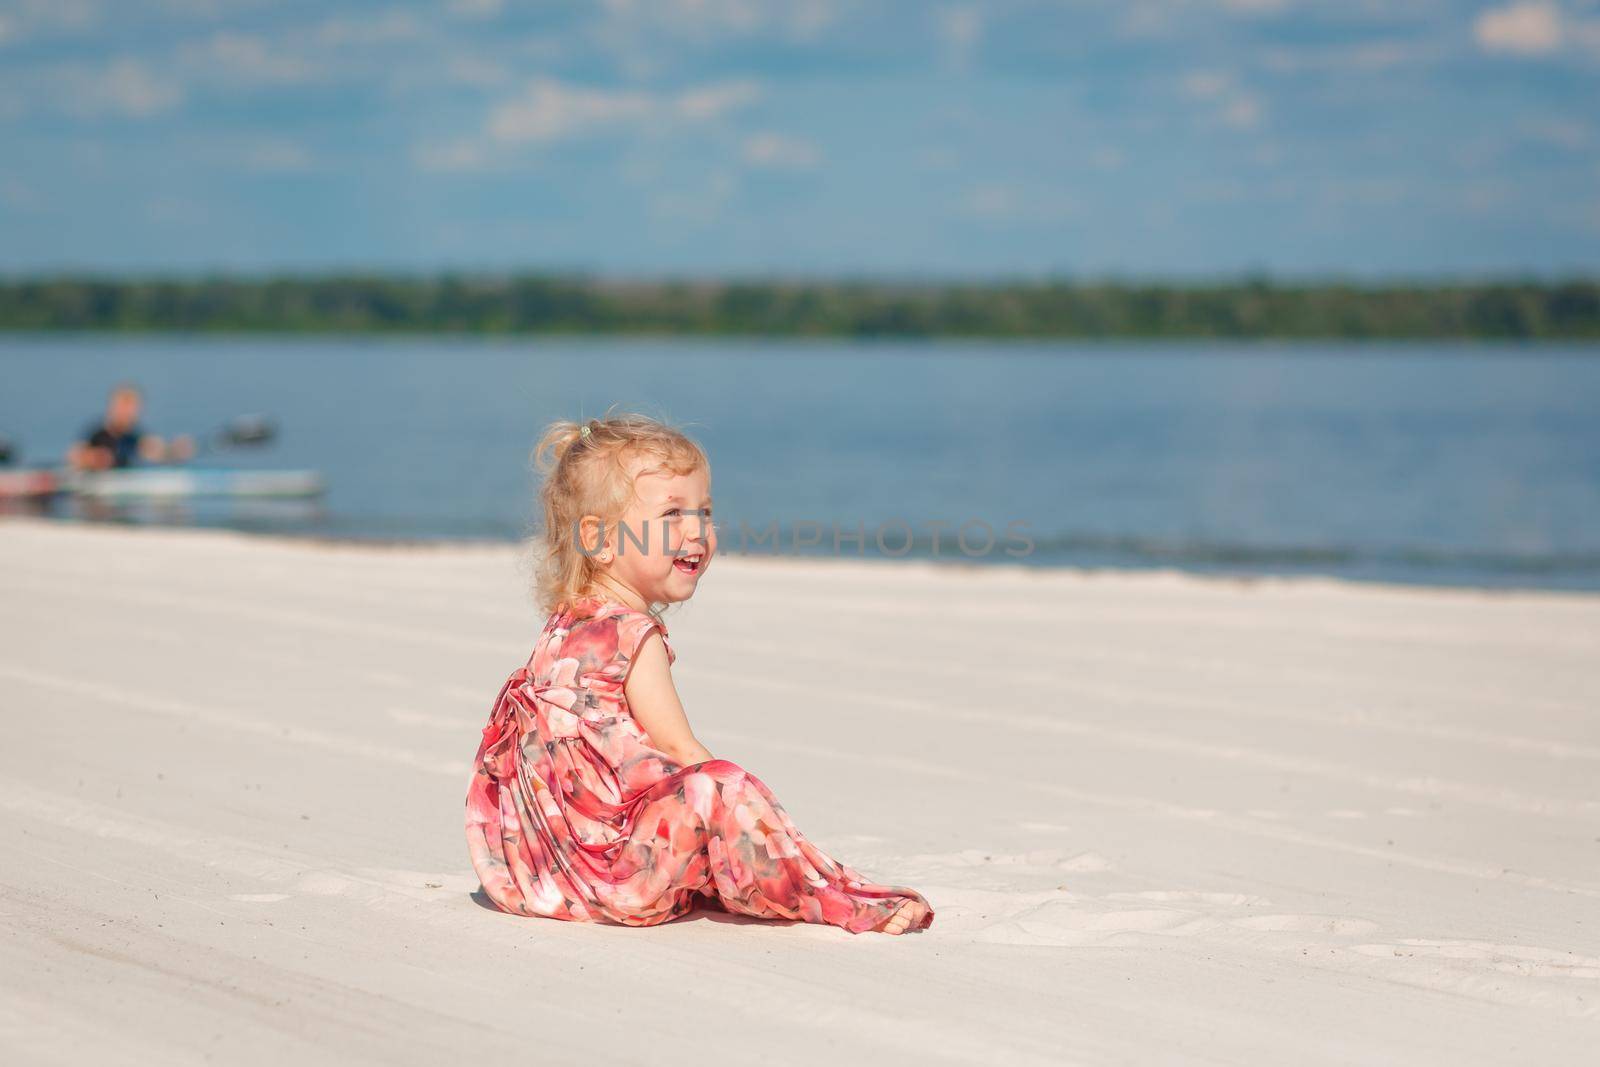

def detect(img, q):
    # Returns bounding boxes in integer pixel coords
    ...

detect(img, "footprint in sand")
[946,887,1391,950]
[975,903,1385,949]
[1108,890,1270,907]
[975,901,1223,946]
[1232,914,1381,935]
[1350,939,1600,979]
[926,886,1228,946]
[906,847,1112,872]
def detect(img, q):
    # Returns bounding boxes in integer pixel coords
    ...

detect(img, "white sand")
[1,516,1597,1064]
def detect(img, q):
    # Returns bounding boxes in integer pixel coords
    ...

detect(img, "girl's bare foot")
[877,898,929,935]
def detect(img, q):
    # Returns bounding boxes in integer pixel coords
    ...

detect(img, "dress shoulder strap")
[615,605,676,669]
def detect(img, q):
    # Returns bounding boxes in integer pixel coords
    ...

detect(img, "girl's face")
[589,459,715,610]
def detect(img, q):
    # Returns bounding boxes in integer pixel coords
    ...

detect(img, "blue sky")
[1,0,1597,278]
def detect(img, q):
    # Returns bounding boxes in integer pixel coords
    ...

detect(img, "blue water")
[3,333,1598,592]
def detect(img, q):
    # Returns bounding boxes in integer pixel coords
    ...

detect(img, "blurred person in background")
[68,382,195,471]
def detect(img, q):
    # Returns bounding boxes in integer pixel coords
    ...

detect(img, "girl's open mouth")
[673,552,703,575]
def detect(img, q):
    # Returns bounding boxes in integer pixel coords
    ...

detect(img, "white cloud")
[1222,94,1262,128]
[487,77,761,144]
[788,0,836,39]
[488,82,654,142]
[676,80,762,119]
[1181,69,1263,129]
[1183,70,1230,98]
[597,0,837,41]
[66,58,183,118]
[937,6,984,69]
[5,0,100,36]
[1475,3,1563,55]
[186,32,319,85]
[742,131,820,168]
[418,76,762,171]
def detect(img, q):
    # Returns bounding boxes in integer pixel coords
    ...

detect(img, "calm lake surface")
[4,333,1598,592]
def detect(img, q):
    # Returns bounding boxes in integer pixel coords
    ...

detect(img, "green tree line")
[1,274,1597,339]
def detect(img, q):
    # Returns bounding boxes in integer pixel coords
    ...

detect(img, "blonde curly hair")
[528,407,711,619]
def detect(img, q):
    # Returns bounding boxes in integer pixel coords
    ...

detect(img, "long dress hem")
[464,594,934,935]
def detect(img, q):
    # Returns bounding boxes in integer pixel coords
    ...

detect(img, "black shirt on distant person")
[81,421,145,469]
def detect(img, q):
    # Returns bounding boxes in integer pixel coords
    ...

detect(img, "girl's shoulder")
[550,595,676,672]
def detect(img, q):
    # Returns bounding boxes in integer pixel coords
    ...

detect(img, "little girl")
[465,412,933,935]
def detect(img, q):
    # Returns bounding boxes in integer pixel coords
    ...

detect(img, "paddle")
[199,414,278,456]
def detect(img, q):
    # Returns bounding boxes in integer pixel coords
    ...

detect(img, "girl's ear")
[577,514,609,559]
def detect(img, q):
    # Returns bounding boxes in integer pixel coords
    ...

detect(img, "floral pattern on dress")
[465,594,934,933]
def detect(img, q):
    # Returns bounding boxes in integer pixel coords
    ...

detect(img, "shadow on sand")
[467,885,803,929]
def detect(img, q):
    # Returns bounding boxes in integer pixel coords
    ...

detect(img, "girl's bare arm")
[624,632,714,766]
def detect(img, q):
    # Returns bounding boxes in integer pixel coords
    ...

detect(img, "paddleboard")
[0,466,325,500]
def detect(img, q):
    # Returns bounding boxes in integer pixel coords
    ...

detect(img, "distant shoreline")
[5,514,1595,599]
[3,275,1598,340]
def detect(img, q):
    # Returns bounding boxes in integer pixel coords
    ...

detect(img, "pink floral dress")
[465,594,934,934]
